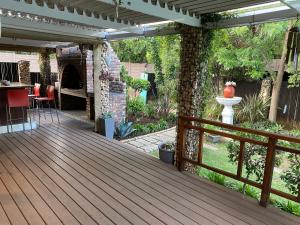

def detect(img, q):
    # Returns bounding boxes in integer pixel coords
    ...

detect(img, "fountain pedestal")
[216,97,242,125]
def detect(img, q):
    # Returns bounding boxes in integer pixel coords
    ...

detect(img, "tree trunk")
[269,24,292,122]
[175,24,213,173]
[259,78,272,103]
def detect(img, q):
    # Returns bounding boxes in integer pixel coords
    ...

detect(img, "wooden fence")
[177,116,300,207]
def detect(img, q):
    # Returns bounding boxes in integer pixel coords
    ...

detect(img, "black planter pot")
[96,117,115,139]
[158,143,175,164]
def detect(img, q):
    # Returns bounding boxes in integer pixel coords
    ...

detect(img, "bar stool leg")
[21,106,25,131]
[28,107,32,131]
[8,107,13,132]
[54,99,60,124]
[48,100,53,122]
[41,102,46,120]
[37,100,41,126]
[6,105,9,133]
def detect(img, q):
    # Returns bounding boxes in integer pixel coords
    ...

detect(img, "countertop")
[0,82,33,89]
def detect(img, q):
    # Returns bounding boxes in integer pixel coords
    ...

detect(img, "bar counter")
[0,82,33,126]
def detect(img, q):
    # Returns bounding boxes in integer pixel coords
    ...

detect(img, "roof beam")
[0,0,143,33]
[281,0,300,12]
[97,0,201,27]
[1,16,105,40]
[208,8,298,28]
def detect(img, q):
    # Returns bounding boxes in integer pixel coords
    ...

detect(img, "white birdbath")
[216,97,242,125]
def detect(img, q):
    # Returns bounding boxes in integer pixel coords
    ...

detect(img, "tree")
[111,39,148,63]
[209,22,287,95]
[269,22,293,122]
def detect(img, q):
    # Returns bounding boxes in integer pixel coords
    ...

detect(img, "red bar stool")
[28,83,41,115]
[6,89,32,132]
[35,85,60,125]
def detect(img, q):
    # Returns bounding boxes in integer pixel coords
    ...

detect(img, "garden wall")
[235,80,300,122]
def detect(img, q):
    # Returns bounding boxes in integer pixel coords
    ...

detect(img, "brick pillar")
[18,60,30,84]
[93,42,110,131]
[175,24,213,172]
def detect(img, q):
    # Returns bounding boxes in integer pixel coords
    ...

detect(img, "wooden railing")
[177,116,300,207]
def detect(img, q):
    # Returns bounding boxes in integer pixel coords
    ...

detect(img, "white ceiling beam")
[208,8,298,28]
[281,0,300,12]
[0,0,143,34]
[1,16,106,40]
[97,0,201,27]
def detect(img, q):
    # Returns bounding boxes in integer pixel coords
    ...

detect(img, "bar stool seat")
[35,85,60,125]
[6,89,32,132]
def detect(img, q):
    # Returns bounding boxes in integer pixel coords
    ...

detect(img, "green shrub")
[238,184,259,199]
[280,129,300,196]
[204,96,223,121]
[114,120,136,140]
[236,94,270,123]
[133,119,170,136]
[227,121,283,192]
[273,201,300,216]
[127,97,145,117]
[144,102,157,118]
[207,172,226,185]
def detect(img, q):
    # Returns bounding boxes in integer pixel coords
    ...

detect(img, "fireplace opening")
[61,64,82,89]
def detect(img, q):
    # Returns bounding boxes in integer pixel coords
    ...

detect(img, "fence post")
[260,137,277,207]
[176,117,185,171]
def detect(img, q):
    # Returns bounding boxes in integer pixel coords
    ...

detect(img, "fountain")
[216,97,242,125]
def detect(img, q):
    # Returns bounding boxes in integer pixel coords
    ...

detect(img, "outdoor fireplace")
[57,46,91,112]
[61,64,82,89]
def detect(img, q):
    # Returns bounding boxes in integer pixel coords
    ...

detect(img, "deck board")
[0,115,299,225]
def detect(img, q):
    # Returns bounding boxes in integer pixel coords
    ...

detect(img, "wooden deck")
[0,115,299,225]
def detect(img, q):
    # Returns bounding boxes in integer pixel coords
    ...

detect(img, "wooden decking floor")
[0,115,299,225]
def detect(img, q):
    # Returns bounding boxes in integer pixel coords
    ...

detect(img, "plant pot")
[206,134,221,143]
[158,143,175,164]
[96,117,115,139]
[223,85,235,98]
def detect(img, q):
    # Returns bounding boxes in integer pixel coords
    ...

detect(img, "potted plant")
[96,112,115,139]
[223,81,236,98]
[114,120,136,140]
[158,142,175,164]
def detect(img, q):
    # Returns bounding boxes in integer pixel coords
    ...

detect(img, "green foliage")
[207,172,226,185]
[149,38,164,85]
[114,120,136,140]
[209,22,288,80]
[120,65,128,82]
[204,95,223,121]
[236,94,270,123]
[280,129,300,195]
[127,97,145,118]
[124,74,150,96]
[237,184,259,199]
[133,119,169,136]
[227,121,283,183]
[273,201,300,216]
[130,79,150,94]
[144,102,157,118]
[156,80,178,118]
[111,39,148,63]
[101,112,113,119]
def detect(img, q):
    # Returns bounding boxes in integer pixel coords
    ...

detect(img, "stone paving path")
[122,127,176,153]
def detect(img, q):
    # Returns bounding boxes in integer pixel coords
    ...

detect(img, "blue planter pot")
[97,117,115,139]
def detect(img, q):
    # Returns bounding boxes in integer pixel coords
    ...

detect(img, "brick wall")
[109,81,126,124]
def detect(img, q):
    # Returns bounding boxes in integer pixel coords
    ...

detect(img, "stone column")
[18,60,30,84]
[38,48,52,94]
[176,24,213,172]
[93,42,110,131]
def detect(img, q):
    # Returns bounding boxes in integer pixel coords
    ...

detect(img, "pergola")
[0,1,300,224]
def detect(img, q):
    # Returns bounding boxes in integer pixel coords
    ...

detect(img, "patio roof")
[0,0,300,45]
